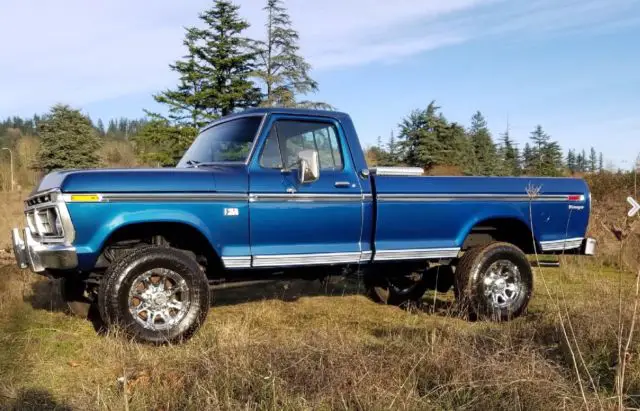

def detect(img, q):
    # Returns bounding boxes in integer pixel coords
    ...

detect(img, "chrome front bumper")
[11,227,78,273]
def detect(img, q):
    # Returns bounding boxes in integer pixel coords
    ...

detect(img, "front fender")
[67,201,250,271]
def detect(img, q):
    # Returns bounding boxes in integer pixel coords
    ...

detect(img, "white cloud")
[0,0,636,114]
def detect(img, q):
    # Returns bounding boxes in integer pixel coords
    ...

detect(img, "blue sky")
[1,0,639,168]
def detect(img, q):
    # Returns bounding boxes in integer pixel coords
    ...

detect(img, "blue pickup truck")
[11,108,595,343]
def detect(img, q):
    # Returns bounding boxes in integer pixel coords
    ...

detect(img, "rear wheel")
[98,246,210,343]
[454,242,533,321]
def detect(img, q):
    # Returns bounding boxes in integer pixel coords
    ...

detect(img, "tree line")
[366,101,605,177]
[0,0,608,189]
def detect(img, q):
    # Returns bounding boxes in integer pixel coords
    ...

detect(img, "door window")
[259,120,343,170]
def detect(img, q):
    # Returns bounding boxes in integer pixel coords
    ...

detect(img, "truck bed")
[372,175,590,259]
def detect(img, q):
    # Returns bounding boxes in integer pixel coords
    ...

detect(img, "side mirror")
[297,149,320,184]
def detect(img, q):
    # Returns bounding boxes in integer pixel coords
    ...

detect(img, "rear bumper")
[11,227,78,273]
[582,238,597,256]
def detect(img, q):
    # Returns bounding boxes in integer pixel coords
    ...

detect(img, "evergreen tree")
[541,140,564,176]
[37,104,102,172]
[96,119,106,137]
[253,0,325,108]
[522,143,534,174]
[397,102,443,169]
[599,152,604,172]
[152,0,261,128]
[449,122,475,173]
[566,149,577,174]
[386,130,401,165]
[498,127,520,176]
[575,151,585,173]
[468,111,497,175]
[589,147,597,172]
[528,125,562,176]
[132,120,198,166]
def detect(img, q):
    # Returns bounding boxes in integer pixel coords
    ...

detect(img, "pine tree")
[589,147,597,173]
[566,149,577,174]
[468,111,497,175]
[498,127,520,176]
[152,0,261,128]
[528,125,562,176]
[132,120,198,166]
[96,119,106,137]
[522,143,533,174]
[599,152,604,172]
[449,122,475,173]
[253,0,326,108]
[397,102,443,169]
[37,104,102,172]
[541,140,564,176]
[387,130,401,165]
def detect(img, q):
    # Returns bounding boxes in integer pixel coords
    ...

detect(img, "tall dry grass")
[1,262,638,410]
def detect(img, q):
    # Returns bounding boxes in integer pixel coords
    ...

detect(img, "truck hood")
[33,165,248,194]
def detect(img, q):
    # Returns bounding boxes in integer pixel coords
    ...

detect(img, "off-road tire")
[97,246,209,344]
[454,242,533,321]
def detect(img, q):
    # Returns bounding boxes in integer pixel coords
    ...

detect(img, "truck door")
[247,115,367,267]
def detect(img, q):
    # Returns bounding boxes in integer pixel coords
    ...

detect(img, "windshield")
[177,115,263,167]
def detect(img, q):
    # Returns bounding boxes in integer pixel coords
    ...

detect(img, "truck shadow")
[210,276,366,306]
[25,279,105,332]
[2,388,74,411]
[24,276,458,327]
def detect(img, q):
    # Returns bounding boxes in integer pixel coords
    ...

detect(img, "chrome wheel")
[482,260,522,309]
[128,268,190,331]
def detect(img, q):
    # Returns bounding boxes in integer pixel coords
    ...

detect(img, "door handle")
[334,181,351,188]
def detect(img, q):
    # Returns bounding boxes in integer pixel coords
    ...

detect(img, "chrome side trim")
[539,237,584,252]
[374,248,461,261]
[372,167,424,176]
[63,193,249,202]
[249,193,363,203]
[252,252,362,267]
[377,194,585,202]
[222,256,252,269]
[229,248,459,269]
[64,192,371,203]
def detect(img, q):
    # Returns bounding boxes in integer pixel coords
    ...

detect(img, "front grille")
[26,206,63,238]
[25,193,54,207]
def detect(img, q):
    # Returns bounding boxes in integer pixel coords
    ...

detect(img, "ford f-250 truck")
[11,108,596,343]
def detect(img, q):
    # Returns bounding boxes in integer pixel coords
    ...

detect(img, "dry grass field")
[0,176,639,410]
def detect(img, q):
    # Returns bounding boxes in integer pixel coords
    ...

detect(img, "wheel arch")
[96,218,223,274]
[460,216,539,254]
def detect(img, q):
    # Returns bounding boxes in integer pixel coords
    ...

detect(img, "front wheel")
[454,242,533,321]
[98,246,210,344]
